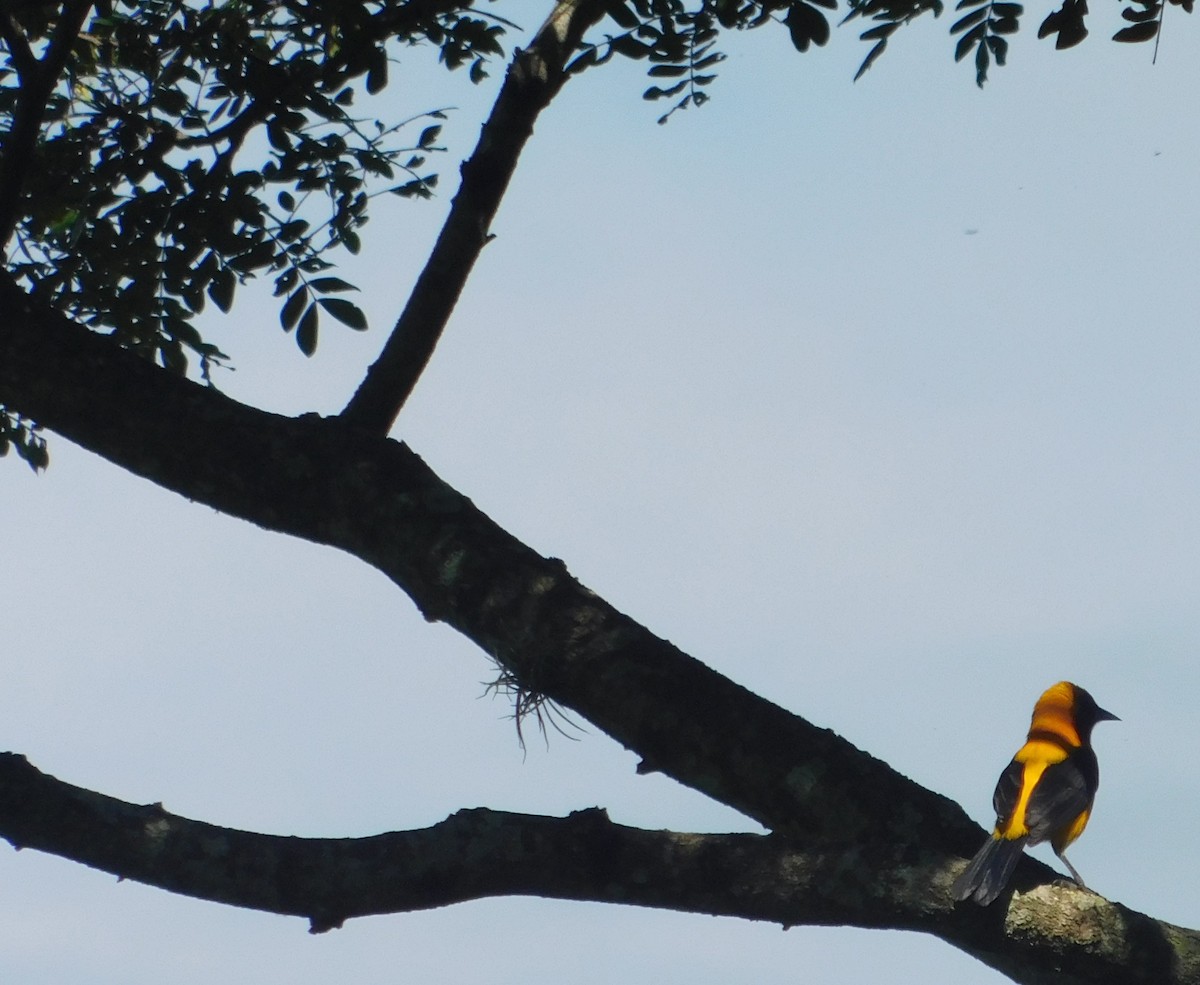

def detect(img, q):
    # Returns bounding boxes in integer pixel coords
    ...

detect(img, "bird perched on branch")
[952,680,1118,906]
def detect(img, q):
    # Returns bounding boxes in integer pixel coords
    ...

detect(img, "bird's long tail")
[951,835,1027,905]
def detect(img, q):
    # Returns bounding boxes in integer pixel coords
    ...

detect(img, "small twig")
[1152,0,1165,63]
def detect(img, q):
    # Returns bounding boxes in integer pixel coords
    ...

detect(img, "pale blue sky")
[3,8,1200,983]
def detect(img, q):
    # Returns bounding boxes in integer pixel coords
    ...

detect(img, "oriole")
[952,680,1118,906]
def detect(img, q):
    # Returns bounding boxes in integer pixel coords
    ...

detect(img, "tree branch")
[0,11,38,81]
[339,0,608,434]
[0,0,94,247]
[2,751,785,933]
[0,271,967,853]
[0,752,1194,985]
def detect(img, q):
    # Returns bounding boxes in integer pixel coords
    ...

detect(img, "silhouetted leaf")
[1121,3,1160,20]
[644,81,688,100]
[366,48,388,94]
[0,411,49,472]
[786,3,832,50]
[951,7,989,33]
[1113,18,1160,39]
[207,267,235,313]
[1038,0,1090,47]
[274,267,299,296]
[975,27,991,83]
[317,297,368,330]
[309,277,358,294]
[296,303,318,356]
[955,21,987,59]
[610,34,651,58]
[854,38,889,79]
[158,339,188,375]
[280,288,308,332]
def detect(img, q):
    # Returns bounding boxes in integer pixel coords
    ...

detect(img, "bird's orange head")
[1028,681,1119,748]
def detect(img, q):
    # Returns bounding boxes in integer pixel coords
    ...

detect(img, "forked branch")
[0,0,94,246]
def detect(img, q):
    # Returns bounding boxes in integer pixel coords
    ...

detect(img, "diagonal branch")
[0,270,968,854]
[339,0,608,434]
[0,751,1195,985]
[0,11,38,81]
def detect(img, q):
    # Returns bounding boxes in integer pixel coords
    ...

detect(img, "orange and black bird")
[952,681,1118,906]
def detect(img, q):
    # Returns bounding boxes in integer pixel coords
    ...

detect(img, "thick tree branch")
[0,272,967,853]
[339,0,608,433]
[0,752,1195,985]
[2,752,790,933]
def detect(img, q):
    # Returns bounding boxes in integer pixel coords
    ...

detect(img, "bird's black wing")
[1023,752,1095,845]
[991,759,1024,830]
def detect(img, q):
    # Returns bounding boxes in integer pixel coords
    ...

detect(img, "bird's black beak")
[1097,706,1120,723]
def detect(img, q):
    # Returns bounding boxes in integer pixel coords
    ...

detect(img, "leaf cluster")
[949,0,1021,86]
[576,2,840,123]
[842,0,945,77]
[583,0,1193,110]
[0,0,508,370]
[840,0,1189,82]
[0,408,48,471]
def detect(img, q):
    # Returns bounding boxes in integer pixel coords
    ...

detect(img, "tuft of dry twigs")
[483,668,584,753]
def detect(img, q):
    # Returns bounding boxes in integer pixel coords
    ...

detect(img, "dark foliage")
[1,0,1194,465]
[0,0,507,369]
[0,408,48,471]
